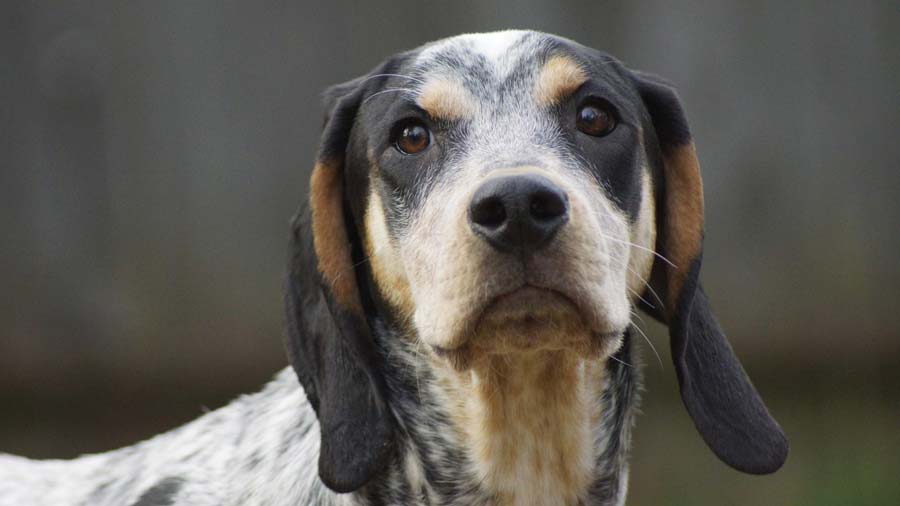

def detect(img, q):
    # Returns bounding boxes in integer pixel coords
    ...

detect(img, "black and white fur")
[0,30,788,506]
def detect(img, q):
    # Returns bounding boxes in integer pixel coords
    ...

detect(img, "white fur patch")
[416,30,531,79]
[460,30,527,62]
[418,30,527,64]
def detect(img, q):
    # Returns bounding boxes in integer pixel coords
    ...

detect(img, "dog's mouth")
[431,283,623,370]
[478,285,581,326]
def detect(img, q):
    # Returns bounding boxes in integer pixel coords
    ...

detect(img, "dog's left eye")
[393,119,431,155]
[576,102,616,137]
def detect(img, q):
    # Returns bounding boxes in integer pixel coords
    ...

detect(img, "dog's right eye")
[393,119,431,155]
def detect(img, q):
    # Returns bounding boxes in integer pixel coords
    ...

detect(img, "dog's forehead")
[414,30,541,76]
[382,30,627,122]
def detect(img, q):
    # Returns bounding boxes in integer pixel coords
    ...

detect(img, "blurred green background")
[1,1,898,504]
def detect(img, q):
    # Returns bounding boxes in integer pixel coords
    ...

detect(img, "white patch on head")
[416,30,531,78]
[460,30,528,62]
[418,30,527,61]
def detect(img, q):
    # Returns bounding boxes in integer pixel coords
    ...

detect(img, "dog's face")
[352,32,655,367]
[286,30,788,493]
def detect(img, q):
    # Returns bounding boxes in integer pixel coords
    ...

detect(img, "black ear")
[633,71,789,474]
[284,76,394,492]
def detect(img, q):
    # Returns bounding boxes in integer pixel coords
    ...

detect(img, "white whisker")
[364,73,427,86]
[363,87,416,104]
[598,231,677,268]
[609,355,634,368]
[627,264,666,312]
[628,287,655,310]
[606,254,667,313]
[630,319,663,370]
[630,310,648,326]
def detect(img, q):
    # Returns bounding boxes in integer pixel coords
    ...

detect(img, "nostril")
[529,189,567,222]
[471,196,507,229]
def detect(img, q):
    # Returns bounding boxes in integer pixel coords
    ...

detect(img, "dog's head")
[285,31,788,492]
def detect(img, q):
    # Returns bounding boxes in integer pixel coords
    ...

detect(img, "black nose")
[468,174,569,254]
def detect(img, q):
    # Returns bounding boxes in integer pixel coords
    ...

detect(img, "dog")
[0,30,788,506]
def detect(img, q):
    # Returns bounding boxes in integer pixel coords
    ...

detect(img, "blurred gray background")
[2,1,898,504]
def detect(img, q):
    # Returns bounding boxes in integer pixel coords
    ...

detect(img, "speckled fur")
[0,335,639,506]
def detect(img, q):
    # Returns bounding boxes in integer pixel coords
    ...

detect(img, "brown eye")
[394,121,430,154]
[576,103,616,137]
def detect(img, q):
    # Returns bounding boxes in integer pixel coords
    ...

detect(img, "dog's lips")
[428,283,626,370]
[477,285,581,326]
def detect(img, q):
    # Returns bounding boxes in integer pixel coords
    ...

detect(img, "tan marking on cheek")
[403,172,493,349]
[417,78,477,120]
[663,143,704,311]
[627,168,657,300]
[309,160,361,313]
[534,55,588,106]
[364,189,415,321]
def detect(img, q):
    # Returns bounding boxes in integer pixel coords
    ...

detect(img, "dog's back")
[0,369,328,506]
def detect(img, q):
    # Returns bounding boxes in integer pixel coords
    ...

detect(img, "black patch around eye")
[556,88,644,222]
[364,103,461,219]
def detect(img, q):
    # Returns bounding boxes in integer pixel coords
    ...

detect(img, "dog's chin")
[430,286,625,371]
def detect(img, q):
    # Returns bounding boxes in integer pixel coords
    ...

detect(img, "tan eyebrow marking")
[416,78,477,120]
[534,55,588,106]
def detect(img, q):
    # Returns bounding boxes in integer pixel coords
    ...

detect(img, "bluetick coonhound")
[0,30,788,505]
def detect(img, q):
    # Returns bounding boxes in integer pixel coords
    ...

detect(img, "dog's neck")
[359,324,639,506]
[440,351,604,505]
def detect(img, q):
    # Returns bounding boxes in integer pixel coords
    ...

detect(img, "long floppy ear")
[284,77,394,492]
[633,71,789,474]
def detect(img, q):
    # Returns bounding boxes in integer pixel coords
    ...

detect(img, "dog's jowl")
[0,30,788,506]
